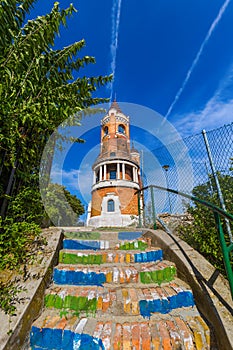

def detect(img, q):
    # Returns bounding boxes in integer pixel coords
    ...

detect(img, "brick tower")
[87,101,142,227]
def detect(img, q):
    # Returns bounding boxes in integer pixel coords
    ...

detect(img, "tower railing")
[135,184,233,300]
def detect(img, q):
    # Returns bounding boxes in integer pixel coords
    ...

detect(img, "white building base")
[86,193,138,228]
[87,213,138,228]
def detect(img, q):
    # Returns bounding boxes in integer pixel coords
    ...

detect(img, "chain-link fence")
[140,122,233,223]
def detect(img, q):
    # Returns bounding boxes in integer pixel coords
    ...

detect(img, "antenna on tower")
[114,92,117,101]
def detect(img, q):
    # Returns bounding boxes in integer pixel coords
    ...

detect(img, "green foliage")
[0,0,112,215]
[0,279,26,317]
[64,187,85,217]
[43,183,85,226]
[177,172,233,275]
[0,1,111,315]
[0,218,41,269]
[7,186,44,224]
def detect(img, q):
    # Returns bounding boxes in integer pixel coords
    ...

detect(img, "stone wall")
[158,212,193,232]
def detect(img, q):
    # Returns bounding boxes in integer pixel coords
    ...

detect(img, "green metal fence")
[141,122,233,217]
[137,122,233,299]
[136,185,233,300]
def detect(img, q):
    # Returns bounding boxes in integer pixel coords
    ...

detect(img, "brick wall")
[91,187,139,217]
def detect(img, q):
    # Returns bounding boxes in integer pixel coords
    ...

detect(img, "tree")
[43,183,85,226]
[0,1,111,270]
[0,0,112,218]
[177,171,233,275]
[0,1,111,314]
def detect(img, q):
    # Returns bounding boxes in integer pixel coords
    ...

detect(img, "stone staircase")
[29,231,212,349]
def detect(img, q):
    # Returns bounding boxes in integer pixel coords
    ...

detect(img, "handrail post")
[150,186,157,230]
[214,212,233,297]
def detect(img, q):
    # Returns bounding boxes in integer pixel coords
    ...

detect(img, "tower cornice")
[101,113,129,126]
[92,156,140,170]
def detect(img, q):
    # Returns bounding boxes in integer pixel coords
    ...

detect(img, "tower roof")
[109,99,122,113]
[131,141,139,154]
[131,146,139,154]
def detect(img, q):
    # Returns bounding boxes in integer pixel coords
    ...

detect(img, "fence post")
[150,186,157,230]
[202,130,232,243]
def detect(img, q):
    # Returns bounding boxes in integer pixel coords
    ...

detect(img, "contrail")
[109,0,122,102]
[165,0,231,119]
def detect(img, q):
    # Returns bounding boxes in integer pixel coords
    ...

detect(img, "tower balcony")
[92,159,141,189]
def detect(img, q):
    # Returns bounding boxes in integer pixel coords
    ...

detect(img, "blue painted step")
[53,268,106,286]
[30,326,103,350]
[63,239,109,250]
[139,289,195,318]
[118,231,143,240]
[134,250,163,262]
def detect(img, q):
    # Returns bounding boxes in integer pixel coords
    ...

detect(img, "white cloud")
[173,97,233,136]
[50,166,81,190]
[165,0,231,119]
[173,61,233,136]
[108,0,122,101]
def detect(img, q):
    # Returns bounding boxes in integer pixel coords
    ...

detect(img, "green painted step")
[58,248,163,265]
[64,231,101,240]
[117,239,148,250]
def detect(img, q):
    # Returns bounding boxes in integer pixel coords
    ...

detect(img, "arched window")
[118,124,125,134]
[107,199,115,212]
[104,126,108,135]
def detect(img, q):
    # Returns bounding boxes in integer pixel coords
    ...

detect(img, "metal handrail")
[135,184,233,299]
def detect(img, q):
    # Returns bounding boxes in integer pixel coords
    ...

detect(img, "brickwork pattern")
[91,187,139,217]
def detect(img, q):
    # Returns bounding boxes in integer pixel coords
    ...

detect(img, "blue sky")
[30,0,233,135]
[33,1,233,218]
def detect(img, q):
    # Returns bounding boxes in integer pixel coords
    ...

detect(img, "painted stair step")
[30,314,103,349]
[59,248,163,265]
[118,231,143,240]
[53,261,176,286]
[64,231,101,240]
[64,231,143,241]
[138,284,195,318]
[63,238,150,252]
[140,261,176,284]
[63,239,110,251]
[30,314,210,349]
[116,239,149,251]
[44,283,194,318]
[44,286,115,315]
